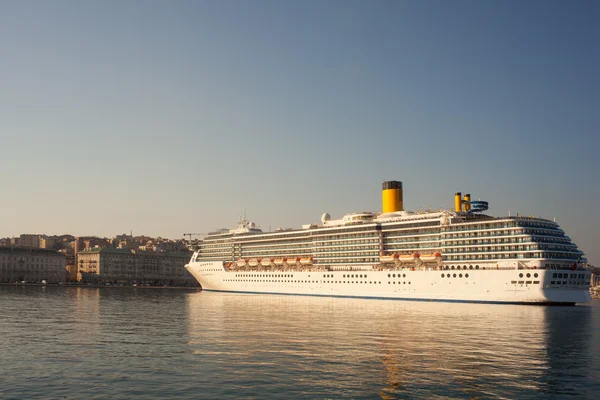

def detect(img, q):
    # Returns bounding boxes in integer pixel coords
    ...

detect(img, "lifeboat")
[420,253,438,262]
[260,258,273,267]
[399,253,419,263]
[287,257,300,265]
[300,257,313,265]
[380,254,399,263]
[248,259,259,267]
[274,258,285,265]
[236,259,247,267]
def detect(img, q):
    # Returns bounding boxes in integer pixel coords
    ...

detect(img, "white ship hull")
[186,261,592,305]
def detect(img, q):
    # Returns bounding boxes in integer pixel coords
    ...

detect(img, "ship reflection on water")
[186,293,597,398]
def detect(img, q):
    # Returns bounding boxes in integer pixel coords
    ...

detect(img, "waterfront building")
[58,248,77,281]
[40,236,57,249]
[0,247,67,283]
[77,248,197,286]
[19,234,42,248]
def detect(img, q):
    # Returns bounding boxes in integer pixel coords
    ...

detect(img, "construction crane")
[183,233,204,241]
[183,233,206,251]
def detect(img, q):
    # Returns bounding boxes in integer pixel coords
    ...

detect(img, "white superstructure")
[185,181,592,304]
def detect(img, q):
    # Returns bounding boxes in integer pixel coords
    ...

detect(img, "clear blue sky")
[1,1,598,264]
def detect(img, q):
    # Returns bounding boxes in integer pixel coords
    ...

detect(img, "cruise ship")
[185,181,592,304]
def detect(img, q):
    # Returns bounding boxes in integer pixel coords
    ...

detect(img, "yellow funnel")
[464,194,471,212]
[455,192,462,212]
[382,181,403,213]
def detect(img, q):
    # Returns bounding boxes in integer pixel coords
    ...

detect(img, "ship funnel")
[454,192,462,212]
[382,181,403,213]
[464,193,471,212]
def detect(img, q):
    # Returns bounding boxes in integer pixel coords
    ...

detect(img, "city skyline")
[1,1,598,265]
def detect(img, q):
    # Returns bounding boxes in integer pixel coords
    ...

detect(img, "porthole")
[393,274,396,278]
[453,274,457,278]
[441,274,445,278]
[526,273,531,278]
[388,274,391,278]
[465,274,469,278]
[475,265,479,270]
[403,274,406,278]
[534,273,538,278]
[469,266,473,270]
[463,265,467,270]
[519,273,523,278]
[459,274,463,278]
[451,266,455,270]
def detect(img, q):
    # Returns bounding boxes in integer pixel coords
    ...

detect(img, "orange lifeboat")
[274,258,285,265]
[380,253,399,263]
[399,254,416,263]
[260,258,273,267]
[287,257,300,265]
[300,257,313,265]
[420,253,437,262]
[236,259,247,267]
[248,258,259,267]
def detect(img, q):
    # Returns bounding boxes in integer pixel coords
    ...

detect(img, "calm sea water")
[1,286,599,399]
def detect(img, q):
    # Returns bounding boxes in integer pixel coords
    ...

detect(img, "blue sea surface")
[0,286,598,399]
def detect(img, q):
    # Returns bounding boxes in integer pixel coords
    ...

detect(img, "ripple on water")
[0,286,599,399]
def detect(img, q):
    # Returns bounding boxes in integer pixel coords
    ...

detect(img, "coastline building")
[40,236,57,249]
[59,248,77,282]
[77,248,197,286]
[0,247,67,283]
[19,234,42,248]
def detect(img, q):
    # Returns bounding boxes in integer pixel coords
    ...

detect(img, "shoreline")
[0,282,201,291]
